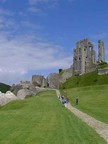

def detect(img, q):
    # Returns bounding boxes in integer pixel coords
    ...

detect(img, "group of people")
[58,91,79,106]
[58,95,69,106]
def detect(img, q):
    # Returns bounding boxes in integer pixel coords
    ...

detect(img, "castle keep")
[73,39,105,75]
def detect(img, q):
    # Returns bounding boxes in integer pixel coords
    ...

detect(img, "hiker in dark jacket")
[76,97,78,105]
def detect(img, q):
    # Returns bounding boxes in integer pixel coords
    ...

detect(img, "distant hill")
[0,83,11,93]
[60,71,108,89]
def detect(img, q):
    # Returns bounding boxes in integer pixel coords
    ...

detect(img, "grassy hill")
[0,83,11,93]
[63,85,108,125]
[0,91,106,144]
[60,71,108,125]
[60,71,108,89]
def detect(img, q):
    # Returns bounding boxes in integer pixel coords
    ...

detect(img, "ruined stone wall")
[47,73,60,89]
[60,67,73,83]
[98,40,105,62]
[98,67,108,75]
[32,75,48,87]
[73,39,96,75]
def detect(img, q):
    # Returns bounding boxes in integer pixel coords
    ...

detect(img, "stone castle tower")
[98,40,105,62]
[73,39,96,75]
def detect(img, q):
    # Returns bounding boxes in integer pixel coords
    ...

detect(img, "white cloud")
[28,0,76,13]
[28,0,75,6]
[28,0,58,5]
[0,0,7,2]
[28,0,59,13]
[0,0,75,85]
[0,32,72,85]
[0,8,16,31]
[0,8,14,16]
[21,20,42,29]
[28,7,43,13]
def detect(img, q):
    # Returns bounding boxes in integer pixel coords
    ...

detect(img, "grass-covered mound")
[0,91,106,144]
[64,85,108,124]
[98,62,108,69]
[60,71,108,89]
[0,82,11,93]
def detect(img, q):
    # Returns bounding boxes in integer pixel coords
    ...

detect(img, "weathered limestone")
[60,68,73,83]
[0,91,17,106]
[20,81,31,89]
[59,39,106,83]
[10,81,38,95]
[17,89,36,100]
[10,84,23,95]
[98,67,108,75]
[41,77,48,88]
[73,39,96,75]
[35,86,49,93]
[98,40,105,62]
[32,75,47,87]
[47,73,60,89]
[72,39,106,76]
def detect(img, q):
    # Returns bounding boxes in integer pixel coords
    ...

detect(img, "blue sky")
[0,0,108,85]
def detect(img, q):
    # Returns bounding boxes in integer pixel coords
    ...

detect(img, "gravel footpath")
[56,90,108,143]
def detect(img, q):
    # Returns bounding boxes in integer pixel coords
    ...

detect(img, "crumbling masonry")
[98,40,105,62]
[73,39,105,75]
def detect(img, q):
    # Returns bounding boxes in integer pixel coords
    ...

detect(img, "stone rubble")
[0,91,18,106]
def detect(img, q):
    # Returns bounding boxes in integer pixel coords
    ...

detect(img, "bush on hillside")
[98,61,108,68]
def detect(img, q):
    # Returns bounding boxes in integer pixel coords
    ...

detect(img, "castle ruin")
[73,39,105,75]
[98,40,105,62]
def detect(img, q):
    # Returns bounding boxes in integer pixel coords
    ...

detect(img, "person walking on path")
[76,97,78,105]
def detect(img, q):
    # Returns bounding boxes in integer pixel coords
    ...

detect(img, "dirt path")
[55,90,108,143]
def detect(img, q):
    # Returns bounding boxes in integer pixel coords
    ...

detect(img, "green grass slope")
[64,85,108,124]
[0,91,106,144]
[0,82,11,93]
[60,71,108,89]
[98,62,108,69]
